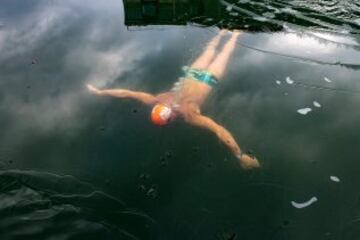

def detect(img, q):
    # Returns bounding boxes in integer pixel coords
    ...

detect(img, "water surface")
[1,0,360,239]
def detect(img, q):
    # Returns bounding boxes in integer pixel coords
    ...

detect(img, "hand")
[87,84,103,95]
[237,153,260,170]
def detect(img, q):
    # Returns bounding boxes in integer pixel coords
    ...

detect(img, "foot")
[87,84,103,95]
[219,29,228,36]
[238,153,260,170]
[232,30,242,38]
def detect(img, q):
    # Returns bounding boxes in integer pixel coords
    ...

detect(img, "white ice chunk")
[291,197,318,209]
[276,80,281,85]
[262,12,275,19]
[324,77,332,83]
[226,5,233,11]
[313,101,321,108]
[286,76,294,84]
[330,176,340,182]
[229,12,239,17]
[281,7,298,14]
[254,16,267,22]
[297,108,312,115]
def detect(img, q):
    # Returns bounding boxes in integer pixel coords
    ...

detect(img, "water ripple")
[0,170,157,240]
[190,0,360,34]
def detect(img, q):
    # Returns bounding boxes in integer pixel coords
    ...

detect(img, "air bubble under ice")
[291,197,318,209]
[313,101,321,108]
[297,108,312,115]
[286,76,294,84]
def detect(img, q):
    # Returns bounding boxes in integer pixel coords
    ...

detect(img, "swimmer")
[87,30,260,170]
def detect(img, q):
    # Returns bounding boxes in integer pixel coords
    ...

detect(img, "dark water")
[0,0,360,239]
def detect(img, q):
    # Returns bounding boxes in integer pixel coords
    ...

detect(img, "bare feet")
[87,84,103,95]
[219,29,228,36]
[238,153,260,170]
[232,30,242,38]
[219,29,242,37]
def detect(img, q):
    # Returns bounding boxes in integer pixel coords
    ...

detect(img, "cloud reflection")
[0,0,359,167]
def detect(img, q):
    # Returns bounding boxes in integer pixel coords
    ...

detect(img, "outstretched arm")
[185,113,260,169]
[87,84,157,106]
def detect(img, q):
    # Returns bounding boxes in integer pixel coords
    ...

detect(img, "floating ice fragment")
[276,80,281,85]
[291,197,318,209]
[262,12,275,18]
[284,92,288,96]
[330,176,340,182]
[297,108,312,115]
[226,5,233,11]
[229,12,239,17]
[324,77,332,83]
[281,7,298,14]
[254,16,267,22]
[313,101,321,108]
[286,76,294,84]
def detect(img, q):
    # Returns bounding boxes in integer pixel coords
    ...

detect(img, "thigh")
[190,48,217,70]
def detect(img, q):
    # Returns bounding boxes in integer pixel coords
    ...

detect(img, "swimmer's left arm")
[185,114,241,155]
[185,114,260,169]
[87,84,157,105]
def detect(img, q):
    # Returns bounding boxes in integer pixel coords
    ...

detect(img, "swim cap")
[151,104,172,126]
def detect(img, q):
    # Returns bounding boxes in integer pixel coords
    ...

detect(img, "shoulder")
[179,102,201,121]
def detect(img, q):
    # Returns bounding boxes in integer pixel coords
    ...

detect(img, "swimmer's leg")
[206,31,241,80]
[190,29,226,70]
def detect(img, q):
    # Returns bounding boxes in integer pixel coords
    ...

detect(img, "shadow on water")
[0,170,157,240]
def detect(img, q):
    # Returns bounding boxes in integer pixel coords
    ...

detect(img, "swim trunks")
[181,66,218,87]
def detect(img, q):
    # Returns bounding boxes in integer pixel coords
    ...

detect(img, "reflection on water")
[123,0,360,68]
[0,0,360,239]
[124,0,360,33]
[0,170,157,240]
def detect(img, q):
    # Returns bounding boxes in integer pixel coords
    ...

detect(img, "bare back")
[156,77,212,115]
[176,78,212,106]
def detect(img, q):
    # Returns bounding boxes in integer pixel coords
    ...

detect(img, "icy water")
[0,0,360,239]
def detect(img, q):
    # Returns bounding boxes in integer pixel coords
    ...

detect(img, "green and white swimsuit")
[170,66,218,109]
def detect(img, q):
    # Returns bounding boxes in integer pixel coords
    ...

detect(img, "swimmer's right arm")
[87,84,157,105]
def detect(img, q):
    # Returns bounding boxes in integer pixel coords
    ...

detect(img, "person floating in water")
[87,30,260,169]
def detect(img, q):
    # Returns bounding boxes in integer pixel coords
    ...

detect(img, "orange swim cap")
[151,104,172,126]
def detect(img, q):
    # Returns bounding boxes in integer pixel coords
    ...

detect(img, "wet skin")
[87,31,260,170]
[155,77,212,117]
